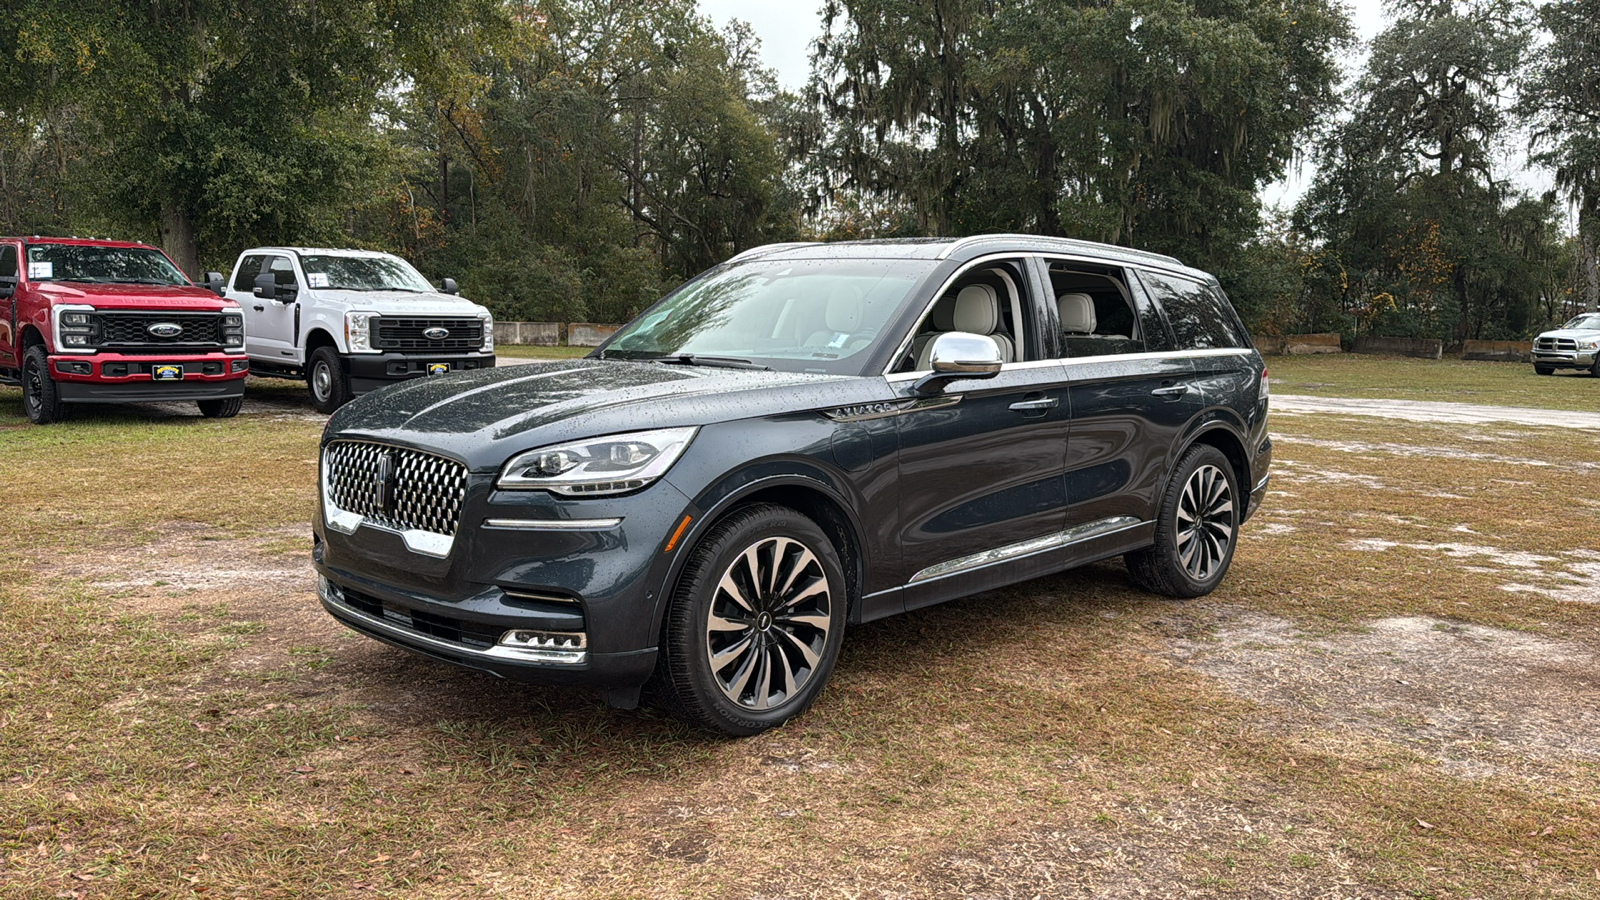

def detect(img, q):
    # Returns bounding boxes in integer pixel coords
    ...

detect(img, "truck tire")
[1534,365,1553,376]
[198,396,243,418]
[307,346,352,413]
[21,345,69,424]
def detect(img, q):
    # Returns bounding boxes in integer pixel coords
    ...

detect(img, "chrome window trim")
[883,347,1252,384]
[909,516,1145,584]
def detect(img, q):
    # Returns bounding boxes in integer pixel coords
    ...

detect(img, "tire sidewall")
[308,348,344,413]
[662,504,848,736]
[22,345,62,424]
[1154,444,1240,597]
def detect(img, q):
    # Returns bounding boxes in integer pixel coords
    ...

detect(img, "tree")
[1520,0,1600,310]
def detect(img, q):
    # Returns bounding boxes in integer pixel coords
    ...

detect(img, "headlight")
[480,313,494,353]
[346,311,379,353]
[498,426,697,496]
[1579,339,1599,350]
[221,312,245,348]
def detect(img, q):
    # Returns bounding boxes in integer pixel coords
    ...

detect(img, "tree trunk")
[160,201,200,280]
[1581,197,1599,311]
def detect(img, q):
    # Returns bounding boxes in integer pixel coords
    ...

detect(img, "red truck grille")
[92,312,225,351]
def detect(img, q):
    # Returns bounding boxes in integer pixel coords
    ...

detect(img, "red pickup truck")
[1,237,249,423]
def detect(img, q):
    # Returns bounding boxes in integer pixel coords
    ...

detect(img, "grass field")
[2,353,1598,898]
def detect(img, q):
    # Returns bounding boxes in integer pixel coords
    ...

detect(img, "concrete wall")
[567,323,622,347]
[494,321,561,346]
[1461,340,1532,362]
[1351,336,1444,359]
[1255,333,1343,356]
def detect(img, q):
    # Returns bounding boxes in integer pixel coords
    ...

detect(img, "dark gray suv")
[313,235,1271,735]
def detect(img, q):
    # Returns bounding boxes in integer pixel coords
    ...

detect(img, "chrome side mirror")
[914,331,1003,394]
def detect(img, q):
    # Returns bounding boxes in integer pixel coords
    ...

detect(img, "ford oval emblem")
[423,326,450,340]
[147,322,183,338]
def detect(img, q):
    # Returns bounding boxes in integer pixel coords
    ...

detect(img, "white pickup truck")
[225,247,494,411]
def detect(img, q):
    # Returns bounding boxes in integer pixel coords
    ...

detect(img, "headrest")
[1058,292,1095,335]
[952,284,999,334]
[825,285,863,332]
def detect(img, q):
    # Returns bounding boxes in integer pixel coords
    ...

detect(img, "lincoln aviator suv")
[313,235,1271,735]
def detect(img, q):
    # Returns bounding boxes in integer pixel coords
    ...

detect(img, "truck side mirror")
[205,272,225,297]
[913,332,1004,395]
[276,282,298,303]
[441,277,458,295]
[253,272,275,300]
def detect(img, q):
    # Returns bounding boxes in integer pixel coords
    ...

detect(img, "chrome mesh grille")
[323,441,467,537]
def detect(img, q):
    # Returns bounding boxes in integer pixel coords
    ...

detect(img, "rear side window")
[233,255,266,291]
[1137,270,1249,350]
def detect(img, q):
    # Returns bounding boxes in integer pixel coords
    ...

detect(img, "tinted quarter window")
[233,255,265,292]
[1138,270,1246,350]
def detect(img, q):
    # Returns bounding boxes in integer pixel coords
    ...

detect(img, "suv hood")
[309,288,490,316]
[325,359,886,470]
[37,282,235,310]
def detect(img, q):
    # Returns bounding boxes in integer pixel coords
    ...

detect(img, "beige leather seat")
[804,284,866,352]
[917,283,1013,367]
[1058,292,1096,335]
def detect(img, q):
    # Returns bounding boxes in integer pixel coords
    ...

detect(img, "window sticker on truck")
[308,272,330,288]
[28,261,52,279]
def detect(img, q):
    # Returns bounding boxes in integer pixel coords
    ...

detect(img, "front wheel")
[1535,365,1554,376]
[1125,443,1240,598]
[198,396,243,418]
[307,347,351,413]
[21,345,68,424]
[654,504,847,736]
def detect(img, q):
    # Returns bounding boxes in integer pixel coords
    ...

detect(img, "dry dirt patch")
[1168,611,1600,775]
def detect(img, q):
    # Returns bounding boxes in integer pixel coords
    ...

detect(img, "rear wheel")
[21,345,68,424]
[198,396,243,418]
[307,346,351,413]
[654,504,847,736]
[1125,443,1239,598]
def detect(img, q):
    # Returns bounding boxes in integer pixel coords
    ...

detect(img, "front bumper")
[312,470,696,690]
[50,351,248,402]
[1531,349,1597,368]
[345,351,496,395]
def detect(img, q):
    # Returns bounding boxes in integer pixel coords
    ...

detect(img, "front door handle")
[1009,395,1059,413]
[1151,384,1191,401]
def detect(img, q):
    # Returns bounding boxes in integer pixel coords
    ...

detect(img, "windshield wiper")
[653,354,771,371]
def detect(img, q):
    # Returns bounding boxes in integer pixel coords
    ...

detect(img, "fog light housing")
[54,360,92,375]
[489,629,588,665]
[318,575,344,604]
[232,359,250,373]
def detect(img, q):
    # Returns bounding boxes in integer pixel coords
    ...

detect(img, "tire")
[307,346,351,413]
[198,396,243,418]
[1125,443,1240,599]
[21,345,68,424]
[654,503,848,736]
[1535,365,1553,376]
[1590,358,1600,378]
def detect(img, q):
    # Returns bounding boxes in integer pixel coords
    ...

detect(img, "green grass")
[1266,353,1599,411]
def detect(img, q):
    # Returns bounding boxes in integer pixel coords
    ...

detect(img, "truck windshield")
[1564,313,1600,330]
[599,258,929,375]
[300,255,439,293]
[26,244,190,286]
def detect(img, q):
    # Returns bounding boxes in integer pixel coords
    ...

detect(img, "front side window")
[232,255,266,292]
[1137,270,1249,350]
[601,258,929,375]
[893,260,1032,372]
[300,254,438,293]
[25,244,189,286]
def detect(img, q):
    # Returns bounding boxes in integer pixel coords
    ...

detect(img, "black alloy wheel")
[1125,443,1239,598]
[655,503,847,736]
[21,345,68,424]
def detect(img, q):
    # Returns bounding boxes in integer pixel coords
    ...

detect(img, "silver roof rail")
[935,233,1183,267]
[725,242,819,264]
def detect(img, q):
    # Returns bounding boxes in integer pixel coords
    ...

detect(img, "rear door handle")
[253,305,265,312]
[1151,384,1191,400]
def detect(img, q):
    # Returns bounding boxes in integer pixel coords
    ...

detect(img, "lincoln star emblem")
[373,452,397,512]
[147,322,183,338]
[422,326,450,340]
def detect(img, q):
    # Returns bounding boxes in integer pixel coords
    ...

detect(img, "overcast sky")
[693,1,1552,214]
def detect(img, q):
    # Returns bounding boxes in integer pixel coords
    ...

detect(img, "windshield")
[300,254,439,293]
[26,244,189,286]
[1563,313,1600,330]
[600,258,929,374]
